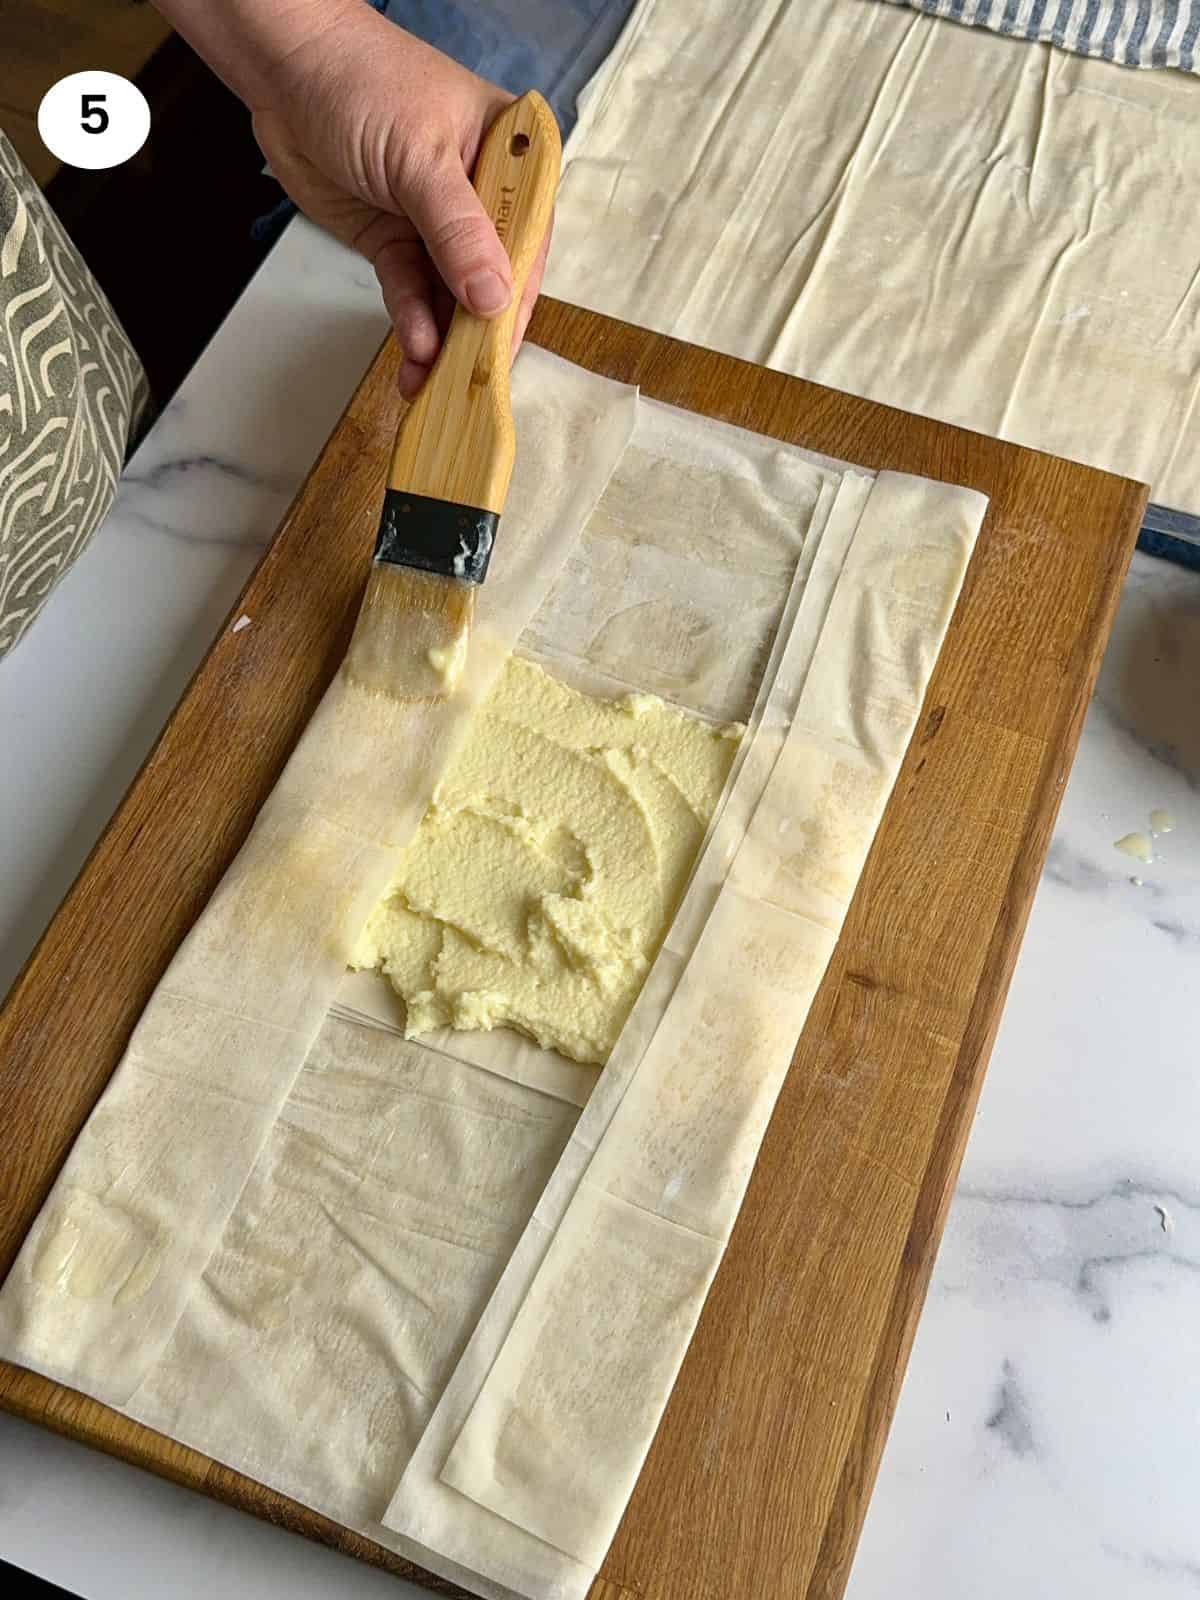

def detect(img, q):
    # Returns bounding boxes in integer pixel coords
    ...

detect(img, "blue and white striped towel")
[879,1,1200,71]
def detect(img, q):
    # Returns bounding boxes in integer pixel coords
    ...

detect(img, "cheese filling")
[352,655,742,1065]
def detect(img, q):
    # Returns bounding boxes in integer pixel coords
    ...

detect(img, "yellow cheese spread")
[352,655,742,1065]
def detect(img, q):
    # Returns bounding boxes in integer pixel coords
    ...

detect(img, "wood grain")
[388,92,560,513]
[0,300,1146,1600]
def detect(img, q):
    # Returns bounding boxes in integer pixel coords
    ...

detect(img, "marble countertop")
[3,216,1198,1600]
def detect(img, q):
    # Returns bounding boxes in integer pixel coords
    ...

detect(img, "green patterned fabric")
[0,130,149,660]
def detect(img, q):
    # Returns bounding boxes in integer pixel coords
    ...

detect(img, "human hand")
[250,4,552,397]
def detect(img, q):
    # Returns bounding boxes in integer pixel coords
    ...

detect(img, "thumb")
[402,151,513,318]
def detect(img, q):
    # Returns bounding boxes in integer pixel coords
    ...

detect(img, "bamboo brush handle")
[386,92,561,515]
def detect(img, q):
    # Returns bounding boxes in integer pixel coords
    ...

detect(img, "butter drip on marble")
[352,655,742,1065]
[1114,831,1154,865]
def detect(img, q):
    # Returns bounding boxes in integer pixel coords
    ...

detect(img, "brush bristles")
[345,564,476,700]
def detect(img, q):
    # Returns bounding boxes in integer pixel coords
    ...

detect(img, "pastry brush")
[346,92,561,699]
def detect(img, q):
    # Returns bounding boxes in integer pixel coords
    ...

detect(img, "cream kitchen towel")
[547,0,1200,511]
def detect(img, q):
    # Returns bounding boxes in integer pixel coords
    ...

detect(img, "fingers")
[376,243,438,360]
[255,114,444,398]
[374,241,438,396]
[385,210,552,396]
[401,150,514,319]
[358,216,440,397]
[511,210,554,361]
[368,148,550,396]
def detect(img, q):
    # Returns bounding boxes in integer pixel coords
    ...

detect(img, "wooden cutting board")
[0,300,1146,1600]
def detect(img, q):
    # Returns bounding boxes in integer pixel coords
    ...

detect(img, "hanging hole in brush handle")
[469,93,559,302]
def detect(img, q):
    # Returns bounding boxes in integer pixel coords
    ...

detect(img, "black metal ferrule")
[375,489,498,584]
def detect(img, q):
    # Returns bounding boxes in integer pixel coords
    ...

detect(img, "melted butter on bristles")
[346,563,474,701]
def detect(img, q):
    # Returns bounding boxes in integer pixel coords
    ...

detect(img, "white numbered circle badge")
[38,71,151,171]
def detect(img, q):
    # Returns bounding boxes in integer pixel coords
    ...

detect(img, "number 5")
[80,93,109,135]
